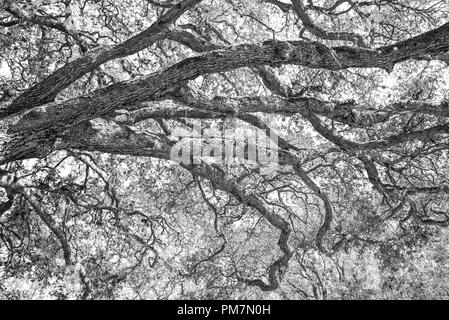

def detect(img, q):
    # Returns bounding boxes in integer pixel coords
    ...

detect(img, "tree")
[1,0,449,299]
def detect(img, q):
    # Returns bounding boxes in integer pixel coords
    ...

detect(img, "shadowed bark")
[1,0,203,119]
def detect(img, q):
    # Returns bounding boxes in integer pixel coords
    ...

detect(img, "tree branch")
[291,0,367,47]
[2,0,203,118]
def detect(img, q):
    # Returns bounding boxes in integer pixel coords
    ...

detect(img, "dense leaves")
[1,0,449,299]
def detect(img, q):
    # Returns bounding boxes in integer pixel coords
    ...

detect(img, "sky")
[0,60,11,79]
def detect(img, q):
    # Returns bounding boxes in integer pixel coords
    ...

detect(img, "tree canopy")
[1,0,449,299]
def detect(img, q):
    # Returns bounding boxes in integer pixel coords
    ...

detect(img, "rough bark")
[291,0,367,47]
[56,120,292,291]
[1,0,203,118]
[8,21,449,137]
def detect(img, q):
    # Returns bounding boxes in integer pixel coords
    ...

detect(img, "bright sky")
[0,60,11,79]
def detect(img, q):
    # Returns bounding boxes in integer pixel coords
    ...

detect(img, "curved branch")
[8,20,449,136]
[291,0,367,47]
[0,176,71,265]
[2,0,203,119]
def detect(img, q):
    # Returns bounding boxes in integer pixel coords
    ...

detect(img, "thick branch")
[2,0,203,118]
[3,1,88,50]
[291,0,367,47]
[301,110,449,151]
[9,21,449,136]
[57,120,292,291]
[0,175,71,265]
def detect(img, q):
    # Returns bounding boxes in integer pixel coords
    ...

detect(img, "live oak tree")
[1,0,449,299]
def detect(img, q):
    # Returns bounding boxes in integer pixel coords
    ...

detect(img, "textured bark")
[56,120,292,291]
[301,110,449,151]
[172,88,391,127]
[5,20,447,254]
[186,164,292,291]
[9,21,449,137]
[2,9,449,266]
[1,0,203,119]
[93,90,418,129]
[3,0,449,297]
[291,162,333,255]
[3,1,88,50]
[291,0,367,47]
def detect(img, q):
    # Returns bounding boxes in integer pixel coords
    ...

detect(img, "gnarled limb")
[291,0,367,47]
[0,175,71,265]
[7,20,449,135]
[2,0,203,119]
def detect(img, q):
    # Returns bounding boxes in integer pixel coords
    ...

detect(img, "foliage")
[1,0,449,299]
